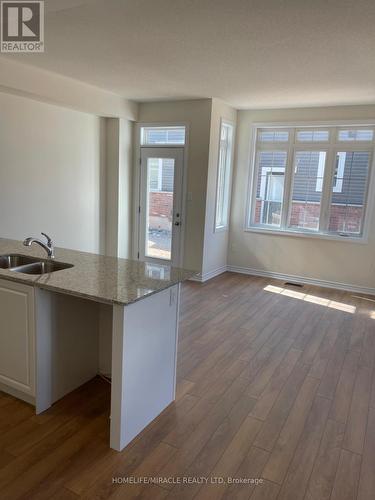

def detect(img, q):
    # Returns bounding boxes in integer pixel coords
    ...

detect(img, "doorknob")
[174,221,180,226]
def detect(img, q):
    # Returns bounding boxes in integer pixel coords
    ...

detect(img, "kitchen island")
[0,238,195,451]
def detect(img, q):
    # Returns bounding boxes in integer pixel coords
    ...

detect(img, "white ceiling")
[4,0,375,109]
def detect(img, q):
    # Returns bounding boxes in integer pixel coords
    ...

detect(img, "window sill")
[214,225,229,233]
[245,226,368,244]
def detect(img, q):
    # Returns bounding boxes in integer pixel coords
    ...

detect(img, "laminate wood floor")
[1,272,375,500]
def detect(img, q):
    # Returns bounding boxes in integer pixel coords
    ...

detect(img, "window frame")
[133,122,189,267]
[214,119,235,232]
[140,125,186,146]
[287,147,329,233]
[246,121,375,243]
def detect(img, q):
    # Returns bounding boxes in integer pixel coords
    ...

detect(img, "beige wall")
[202,98,237,278]
[229,105,375,290]
[105,118,133,258]
[138,100,212,272]
[0,91,106,253]
[118,119,134,259]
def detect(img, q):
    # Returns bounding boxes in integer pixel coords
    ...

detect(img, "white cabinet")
[0,279,35,400]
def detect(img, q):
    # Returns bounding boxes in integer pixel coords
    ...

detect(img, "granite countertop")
[0,238,197,306]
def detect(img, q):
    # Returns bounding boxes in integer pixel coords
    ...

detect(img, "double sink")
[0,254,73,275]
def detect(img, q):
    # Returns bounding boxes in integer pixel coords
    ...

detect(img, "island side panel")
[110,284,180,452]
[35,288,53,413]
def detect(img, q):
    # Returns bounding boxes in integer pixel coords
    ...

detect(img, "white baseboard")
[189,265,227,283]
[0,381,35,406]
[227,265,375,296]
[188,263,375,296]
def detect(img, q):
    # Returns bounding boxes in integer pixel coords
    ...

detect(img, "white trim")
[189,265,227,283]
[140,125,186,146]
[133,122,189,268]
[188,264,375,295]
[244,126,258,229]
[226,265,375,296]
[0,381,35,405]
[244,226,368,243]
[214,118,235,232]
[139,147,184,266]
[252,119,375,128]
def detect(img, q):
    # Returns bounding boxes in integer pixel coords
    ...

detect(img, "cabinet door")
[0,279,35,396]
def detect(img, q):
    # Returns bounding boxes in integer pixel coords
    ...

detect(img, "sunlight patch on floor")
[263,284,357,314]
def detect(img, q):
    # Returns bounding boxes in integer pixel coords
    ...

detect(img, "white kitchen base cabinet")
[0,279,36,403]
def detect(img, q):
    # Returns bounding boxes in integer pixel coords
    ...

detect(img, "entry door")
[139,148,184,266]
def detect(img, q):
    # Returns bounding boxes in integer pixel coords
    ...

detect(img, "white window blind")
[248,126,374,238]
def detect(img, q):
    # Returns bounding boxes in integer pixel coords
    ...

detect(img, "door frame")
[139,147,184,266]
[133,122,189,268]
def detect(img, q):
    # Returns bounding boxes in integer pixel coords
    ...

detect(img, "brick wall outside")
[328,204,363,233]
[149,191,173,231]
[290,202,320,229]
[254,199,362,233]
[149,192,173,219]
[254,200,262,224]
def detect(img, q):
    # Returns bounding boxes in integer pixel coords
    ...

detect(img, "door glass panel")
[146,158,175,260]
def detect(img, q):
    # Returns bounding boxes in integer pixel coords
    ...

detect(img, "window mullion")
[158,159,163,191]
[319,144,335,232]
[280,131,295,229]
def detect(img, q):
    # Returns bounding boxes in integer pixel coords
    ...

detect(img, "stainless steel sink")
[0,254,73,275]
[0,254,41,269]
[12,261,73,275]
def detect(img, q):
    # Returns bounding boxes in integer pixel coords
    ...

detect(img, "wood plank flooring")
[1,272,375,500]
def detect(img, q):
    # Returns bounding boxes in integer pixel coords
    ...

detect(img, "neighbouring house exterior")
[148,158,174,231]
[255,150,369,234]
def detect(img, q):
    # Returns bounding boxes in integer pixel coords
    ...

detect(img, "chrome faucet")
[23,233,55,259]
